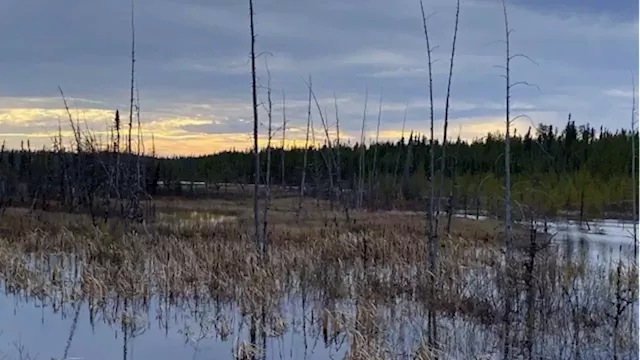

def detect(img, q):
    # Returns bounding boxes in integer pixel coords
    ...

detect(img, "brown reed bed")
[0,199,636,359]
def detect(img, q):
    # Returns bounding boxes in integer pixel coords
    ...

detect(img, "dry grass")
[0,198,636,359]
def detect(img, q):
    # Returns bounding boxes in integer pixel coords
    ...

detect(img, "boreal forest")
[0,118,636,221]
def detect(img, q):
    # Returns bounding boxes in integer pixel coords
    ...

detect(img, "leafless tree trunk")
[59,88,85,213]
[501,1,513,358]
[261,60,274,259]
[281,89,287,189]
[358,87,368,209]
[249,0,261,252]
[369,89,383,208]
[401,131,414,202]
[128,0,136,156]
[419,0,438,349]
[333,93,350,222]
[631,74,637,255]
[296,76,313,222]
[136,88,142,188]
[393,102,408,201]
[114,110,122,215]
[334,93,342,189]
[437,0,459,237]
[124,0,144,221]
[303,79,337,210]
[498,2,540,355]
[628,72,638,351]
[317,108,335,208]
[310,123,321,204]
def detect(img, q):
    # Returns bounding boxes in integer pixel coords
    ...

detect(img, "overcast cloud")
[0,0,637,155]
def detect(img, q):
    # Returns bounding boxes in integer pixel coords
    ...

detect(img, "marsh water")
[0,217,637,360]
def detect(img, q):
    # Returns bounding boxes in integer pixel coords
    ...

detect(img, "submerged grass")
[0,198,636,359]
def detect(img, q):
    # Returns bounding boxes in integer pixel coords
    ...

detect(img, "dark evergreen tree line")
[157,121,636,185]
[0,119,636,218]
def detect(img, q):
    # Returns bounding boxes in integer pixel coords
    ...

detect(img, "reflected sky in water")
[0,218,636,360]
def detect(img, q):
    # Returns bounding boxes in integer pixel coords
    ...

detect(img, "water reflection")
[0,295,353,360]
[553,219,636,267]
[0,218,636,360]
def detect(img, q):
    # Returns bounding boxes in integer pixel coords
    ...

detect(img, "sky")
[0,0,637,156]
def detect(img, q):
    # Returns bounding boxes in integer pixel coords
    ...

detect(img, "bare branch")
[510,113,533,125]
[509,81,541,92]
[509,53,538,65]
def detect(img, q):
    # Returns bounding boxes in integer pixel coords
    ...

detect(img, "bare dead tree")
[127,0,136,156]
[58,87,83,213]
[393,102,408,199]
[115,110,123,215]
[401,131,414,202]
[436,0,460,235]
[333,93,351,222]
[501,1,513,357]
[316,108,334,209]
[261,58,274,259]
[497,2,540,356]
[309,117,324,212]
[628,72,639,349]
[304,79,337,208]
[369,88,383,207]
[58,88,81,153]
[136,87,142,189]
[631,73,637,255]
[151,133,156,157]
[419,0,438,349]
[113,110,122,208]
[333,94,343,210]
[334,93,342,191]
[358,87,369,209]
[123,0,148,222]
[296,76,313,222]
[281,89,287,189]
[249,0,261,252]
[502,0,512,240]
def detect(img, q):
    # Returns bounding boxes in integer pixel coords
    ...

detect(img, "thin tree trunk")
[631,75,637,254]
[501,1,513,358]
[335,94,341,187]
[310,119,322,210]
[334,93,350,222]
[281,90,287,189]
[629,71,638,350]
[249,0,261,253]
[369,89,383,208]
[358,87,368,209]
[306,81,336,208]
[401,132,414,201]
[296,77,313,222]
[436,0,460,241]
[128,0,136,159]
[262,61,273,259]
[393,102,408,201]
[419,0,438,349]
